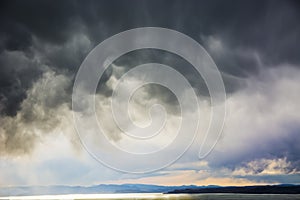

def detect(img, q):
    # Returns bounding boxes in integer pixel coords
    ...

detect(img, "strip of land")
[167,185,300,194]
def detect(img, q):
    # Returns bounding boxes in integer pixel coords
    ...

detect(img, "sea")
[1,193,300,200]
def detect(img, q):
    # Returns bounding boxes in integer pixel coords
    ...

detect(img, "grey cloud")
[0,51,44,116]
[205,66,300,173]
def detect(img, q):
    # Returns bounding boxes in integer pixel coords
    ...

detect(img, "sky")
[0,0,300,187]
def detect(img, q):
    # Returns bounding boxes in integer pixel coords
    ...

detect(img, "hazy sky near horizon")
[0,0,300,186]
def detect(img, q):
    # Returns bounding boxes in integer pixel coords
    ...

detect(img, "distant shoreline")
[166,185,300,194]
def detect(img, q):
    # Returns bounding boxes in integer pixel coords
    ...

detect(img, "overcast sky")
[0,0,300,186]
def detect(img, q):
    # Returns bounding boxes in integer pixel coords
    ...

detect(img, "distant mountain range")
[0,184,299,196]
[0,184,217,196]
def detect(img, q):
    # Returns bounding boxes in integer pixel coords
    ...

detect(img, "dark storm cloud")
[1,0,299,115]
[0,0,299,158]
[0,51,44,116]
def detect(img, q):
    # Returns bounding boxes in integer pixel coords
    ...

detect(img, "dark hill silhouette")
[167,185,300,194]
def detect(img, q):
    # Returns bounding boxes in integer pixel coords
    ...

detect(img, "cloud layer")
[0,0,299,186]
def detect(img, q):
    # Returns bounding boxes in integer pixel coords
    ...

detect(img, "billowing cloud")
[0,71,73,155]
[232,158,297,176]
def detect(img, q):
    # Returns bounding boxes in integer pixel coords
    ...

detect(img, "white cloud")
[232,157,297,176]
